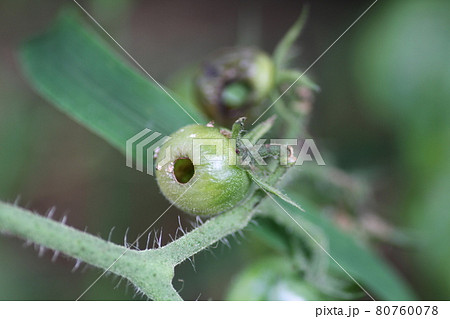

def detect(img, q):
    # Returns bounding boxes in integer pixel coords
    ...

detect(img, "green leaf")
[243,115,276,144]
[273,7,308,69]
[277,69,320,92]
[248,171,305,212]
[262,191,416,300]
[19,12,207,153]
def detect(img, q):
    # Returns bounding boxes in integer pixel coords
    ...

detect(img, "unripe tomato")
[155,124,251,215]
[227,258,326,301]
[195,47,275,125]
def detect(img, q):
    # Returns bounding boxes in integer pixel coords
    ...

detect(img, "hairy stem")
[160,192,263,265]
[0,164,286,300]
[0,202,179,300]
[0,202,129,270]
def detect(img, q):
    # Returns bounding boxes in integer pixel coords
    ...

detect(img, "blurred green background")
[0,0,449,300]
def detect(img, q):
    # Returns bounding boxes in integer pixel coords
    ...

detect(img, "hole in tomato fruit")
[221,81,251,109]
[173,158,195,184]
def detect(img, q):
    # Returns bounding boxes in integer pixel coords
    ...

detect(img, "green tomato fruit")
[195,47,275,125]
[155,124,251,216]
[227,258,326,301]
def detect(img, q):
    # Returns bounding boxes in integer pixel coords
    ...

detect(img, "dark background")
[0,0,449,300]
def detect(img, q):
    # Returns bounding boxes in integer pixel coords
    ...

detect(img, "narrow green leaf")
[263,192,416,300]
[231,117,246,139]
[273,7,309,69]
[249,171,305,212]
[19,12,207,153]
[243,115,276,143]
[277,69,320,92]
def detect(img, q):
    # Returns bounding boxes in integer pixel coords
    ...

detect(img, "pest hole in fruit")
[221,81,251,109]
[173,158,195,184]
